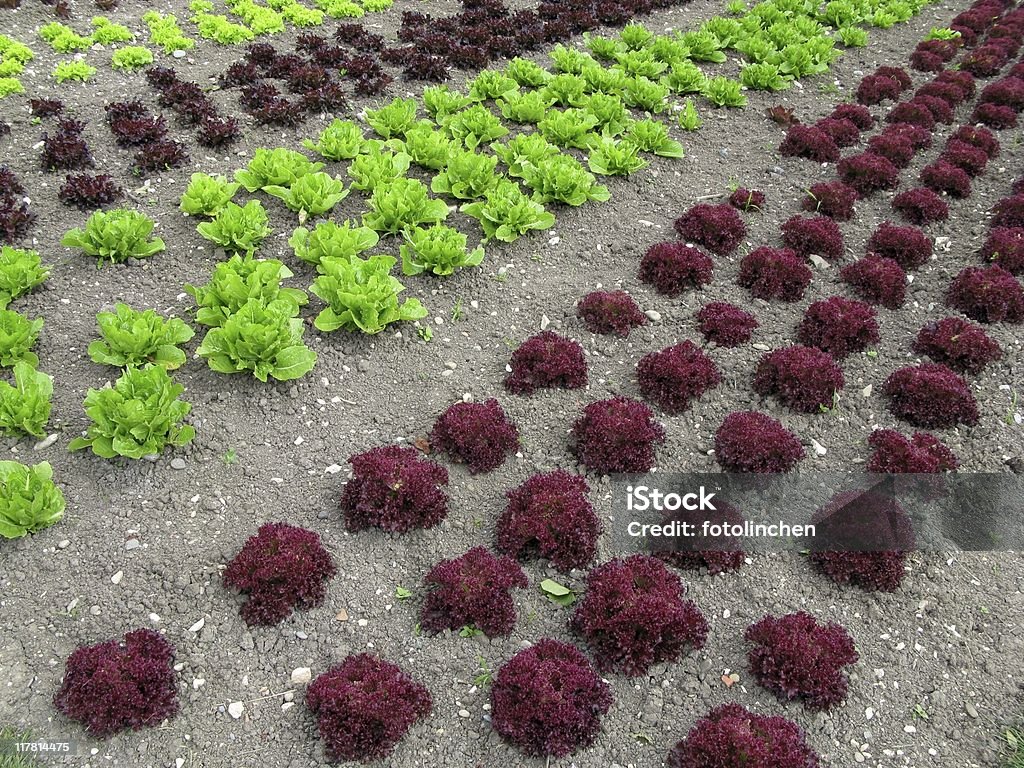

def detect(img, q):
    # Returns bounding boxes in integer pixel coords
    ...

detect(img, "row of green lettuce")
[1,246,61,540]
[0,0,392,95]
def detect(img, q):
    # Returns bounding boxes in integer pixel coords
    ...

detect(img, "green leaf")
[521,155,610,207]
[393,122,456,171]
[540,578,576,607]
[302,118,366,160]
[271,343,318,381]
[365,97,418,139]
[431,151,500,201]
[400,225,485,277]
[442,104,508,150]
[538,108,600,149]
[289,220,379,270]
[468,69,519,101]
[347,143,411,193]
[422,85,472,121]
[460,180,555,243]
[588,139,649,176]
[491,134,561,179]
[362,178,450,235]
[185,254,306,328]
[263,172,349,216]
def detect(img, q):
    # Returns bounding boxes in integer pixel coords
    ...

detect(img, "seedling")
[459,625,483,638]
[417,325,433,342]
[222,448,238,466]
[818,390,842,414]
[472,655,493,688]
[395,585,412,601]
[677,99,701,131]
[1006,389,1020,426]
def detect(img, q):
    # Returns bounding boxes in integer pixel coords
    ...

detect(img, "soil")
[1,0,1023,766]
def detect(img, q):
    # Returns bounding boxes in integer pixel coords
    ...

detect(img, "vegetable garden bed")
[0,0,1022,765]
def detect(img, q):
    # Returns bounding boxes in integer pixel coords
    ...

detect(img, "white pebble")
[291,667,312,685]
[324,464,343,475]
[110,571,123,585]
[33,434,59,451]
[188,618,205,633]
[228,701,245,719]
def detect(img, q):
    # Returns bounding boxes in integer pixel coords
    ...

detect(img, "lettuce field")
[0,0,1023,765]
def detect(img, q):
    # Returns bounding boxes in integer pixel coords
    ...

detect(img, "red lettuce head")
[882,363,980,428]
[714,411,804,473]
[577,290,646,336]
[54,629,179,738]
[571,554,708,675]
[497,469,600,571]
[637,341,721,414]
[491,639,612,757]
[571,396,665,473]
[673,203,746,255]
[745,611,858,709]
[430,398,520,473]
[505,331,587,395]
[420,546,528,637]
[341,445,449,532]
[223,522,336,625]
[306,654,432,762]
[667,703,821,768]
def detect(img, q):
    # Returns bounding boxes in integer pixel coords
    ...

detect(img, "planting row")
[49,601,850,764]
